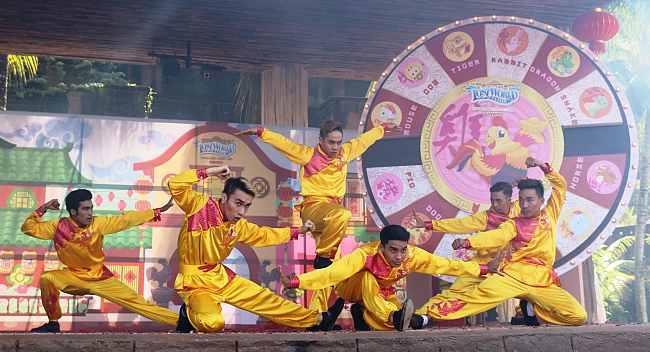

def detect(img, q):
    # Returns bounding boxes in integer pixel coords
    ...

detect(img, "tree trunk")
[0,55,8,110]
[634,113,650,323]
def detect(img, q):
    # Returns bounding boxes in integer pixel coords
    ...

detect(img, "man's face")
[490,190,510,215]
[318,131,343,158]
[379,240,409,268]
[519,189,545,218]
[220,189,254,223]
[70,200,94,227]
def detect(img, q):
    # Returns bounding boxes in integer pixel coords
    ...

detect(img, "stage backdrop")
[0,112,372,331]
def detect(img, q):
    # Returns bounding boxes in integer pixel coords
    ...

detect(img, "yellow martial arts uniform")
[258,124,387,312]
[414,202,519,315]
[21,208,178,325]
[286,241,487,330]
[169,169,319,332]
[423,165,588,326]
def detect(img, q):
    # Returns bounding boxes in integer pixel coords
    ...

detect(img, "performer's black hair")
[490,181,513,198]
[379,225,410,245]
[65,189,93,215]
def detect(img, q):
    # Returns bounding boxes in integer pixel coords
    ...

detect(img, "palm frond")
[234,72,261,124]
[605,235,635,260]
[7,54,39,84]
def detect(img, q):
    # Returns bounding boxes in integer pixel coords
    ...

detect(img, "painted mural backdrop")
[358,16,638,281]
[0,112,364,331]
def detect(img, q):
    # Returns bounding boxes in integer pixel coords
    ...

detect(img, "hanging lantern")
[276,184,294,202]
[94,195,103,207]
[127,189,134,197]
[134,177,154,195]
[278,204,293,218]
[135,199,151,211]
[117,200,127,213]
[107,192,115,202]
[571,8,619,54]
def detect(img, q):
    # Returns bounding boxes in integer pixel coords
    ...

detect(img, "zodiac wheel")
[357,16,638,276]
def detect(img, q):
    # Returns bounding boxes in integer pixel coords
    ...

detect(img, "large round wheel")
[357,16,638,277]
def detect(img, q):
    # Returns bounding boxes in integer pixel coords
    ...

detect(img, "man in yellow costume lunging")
[21,189,178,333]
[411,157,587,327]
[236,120,400,315]
[279,224,504,331]
[410,181,519,325]
[169,166,343,333]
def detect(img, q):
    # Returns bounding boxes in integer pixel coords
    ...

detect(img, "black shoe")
[176,303,196,333]
[519,299,540,326]
[30,321,60,333]
[351,303,371,331]
[410,313,424,330]
[392,299,414,332]
[510,316,526,325]
[306,324,321,332]
[317,297,345,331]
[313,256,333,269]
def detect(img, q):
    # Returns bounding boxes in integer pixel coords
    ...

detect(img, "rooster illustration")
[446,116,548,185]
[146,258,172,287]
[258,260,281,289]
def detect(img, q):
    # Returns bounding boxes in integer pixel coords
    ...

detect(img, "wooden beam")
[261,67,308,127]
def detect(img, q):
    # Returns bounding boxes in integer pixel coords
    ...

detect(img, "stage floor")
[1,323,649,352]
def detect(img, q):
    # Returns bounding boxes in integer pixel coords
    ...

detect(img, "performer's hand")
[512,177,524,187]
[42,199,61,211]
[385,123,402,132]
[525,157,546,169]
[235,127,259,136]
[486,252,506,276]
[159,197,175,213]
[277,266,291,293]
[452,238,468,250]
[207,165,231,180]
[299,220,316,234]
[411,209,426,228]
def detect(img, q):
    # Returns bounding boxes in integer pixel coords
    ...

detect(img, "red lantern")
[276,185,294,202]
[134,178,154,195]
[572,8,619,54]
[117,200,127,213]
[94,195,103,207]
[135,200,151,211]
[127,189,134,197]
[107,192,115,202]
[278,204,293,218]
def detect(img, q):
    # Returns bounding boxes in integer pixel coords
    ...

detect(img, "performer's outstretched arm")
[409,247,485,277]
[343,125,386,160]
[282,248,367,291]
[98,198,173,235]
[453,220,518,250]
[237,127,313,165]
[236,219,315,247]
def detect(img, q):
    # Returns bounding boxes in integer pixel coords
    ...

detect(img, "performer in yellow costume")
[279,225,504,331]
[169,166,343,333]
[411,181,519,325]
[237,120,400,314]
[21,189,178,333]
[414,157,587,327]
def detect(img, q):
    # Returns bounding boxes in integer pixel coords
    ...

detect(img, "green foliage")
[593,236,635,321]
[70,60,128,85]
[597,0,650,321]
[8,58,134,99]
